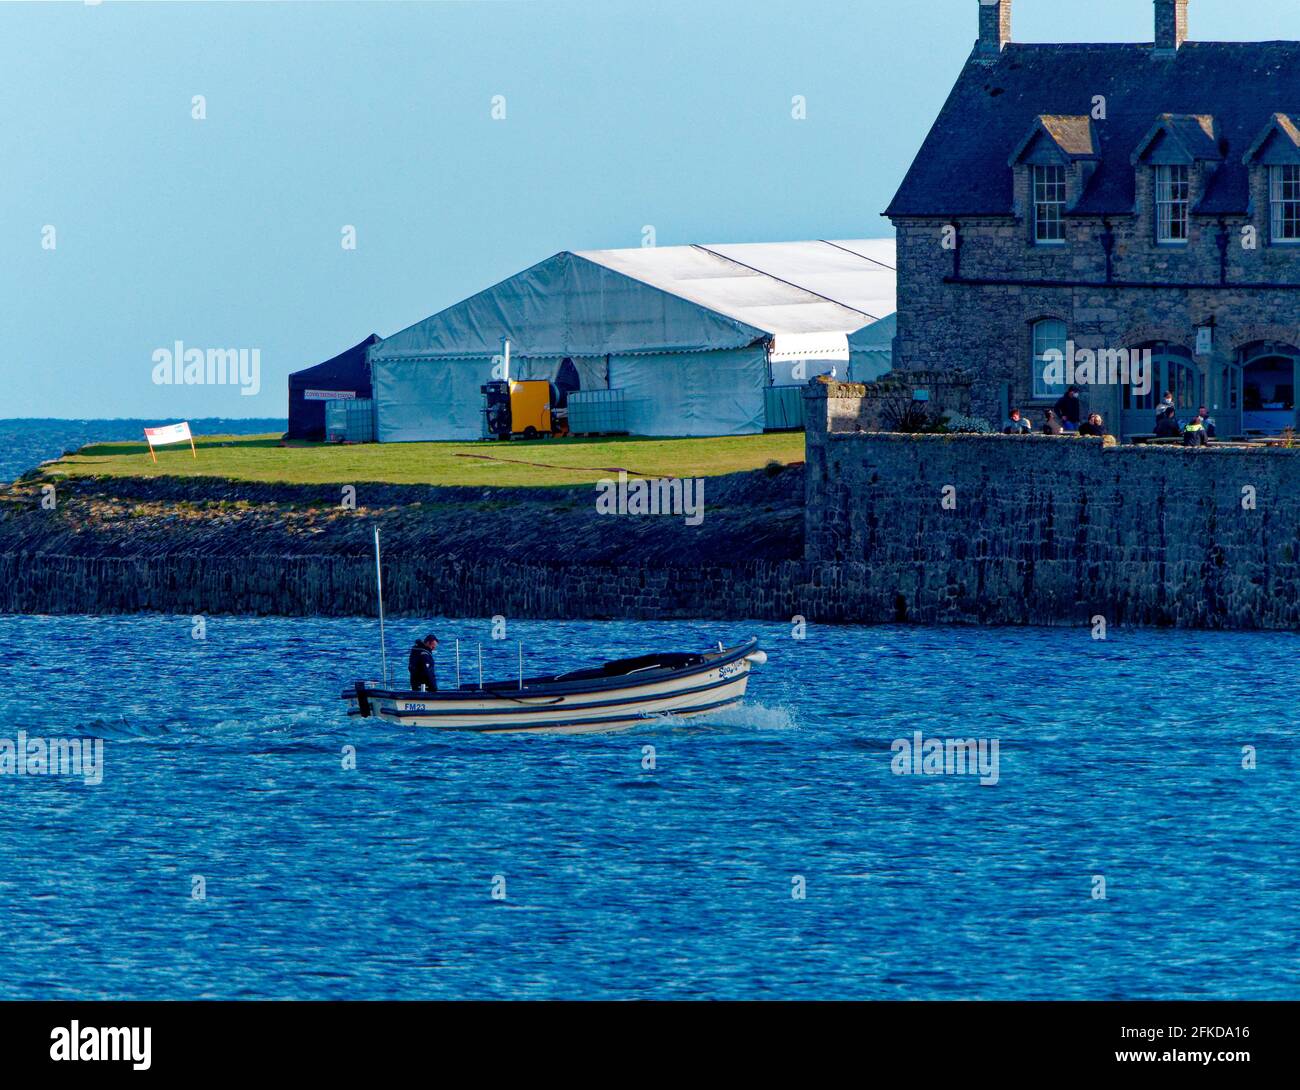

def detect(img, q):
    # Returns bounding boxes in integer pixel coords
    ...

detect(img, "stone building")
[885,0,1300,440]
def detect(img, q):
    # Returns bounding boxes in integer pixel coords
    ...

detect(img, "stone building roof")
[1008,115,1098,163]
[1243,112,1300,160]
[1130,114,1221,165]
[885,41,1300,219]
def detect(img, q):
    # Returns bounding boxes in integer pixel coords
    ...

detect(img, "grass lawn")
[41,432,806,488]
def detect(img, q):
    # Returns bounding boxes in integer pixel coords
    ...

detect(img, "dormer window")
[1133,116,1220,245]
[1155,165,1190,243]
[1010,116,1097,246]
[1033,165,1066,244]
[1270,165,1300,243]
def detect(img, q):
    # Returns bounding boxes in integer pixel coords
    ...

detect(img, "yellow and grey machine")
[481,379,557,439]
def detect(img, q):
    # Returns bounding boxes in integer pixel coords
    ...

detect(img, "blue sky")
[5,0,1300,419]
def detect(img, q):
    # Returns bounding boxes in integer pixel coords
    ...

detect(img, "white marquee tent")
[371,238,896,441]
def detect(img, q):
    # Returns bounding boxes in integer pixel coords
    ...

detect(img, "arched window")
[1031,319,1068,400]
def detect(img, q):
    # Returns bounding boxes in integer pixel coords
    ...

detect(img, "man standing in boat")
[408,634,438,692]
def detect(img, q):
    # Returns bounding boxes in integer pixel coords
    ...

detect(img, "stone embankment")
[7,381,1300,628]
[0,470,806,618]
[802,380,1300,629]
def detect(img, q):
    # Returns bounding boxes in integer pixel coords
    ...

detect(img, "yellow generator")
[481,379,561,439]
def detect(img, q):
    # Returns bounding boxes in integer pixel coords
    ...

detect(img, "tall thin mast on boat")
[374,527,389,686]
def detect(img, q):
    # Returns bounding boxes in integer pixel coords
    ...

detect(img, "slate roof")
[885,41,1300,219]
[1131,114,1222,164]
[1243,112,1300,159]
[1040,115,1099,158]
[1009,114,1099,164]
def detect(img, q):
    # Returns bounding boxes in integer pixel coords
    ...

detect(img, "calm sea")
[0,418,285,483]
[1,422,1296,999]
[1,616,1297,1000]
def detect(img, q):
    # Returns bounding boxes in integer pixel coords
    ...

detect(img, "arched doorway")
[1228,343,1299,435]
[1120,342,1199,438]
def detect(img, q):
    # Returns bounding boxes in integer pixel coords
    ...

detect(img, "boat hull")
[344,640,759,734]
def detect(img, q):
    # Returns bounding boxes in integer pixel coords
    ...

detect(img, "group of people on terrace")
[1002,386,1218,445]
[1151,392,1216,446]
[1002,386,1106,438]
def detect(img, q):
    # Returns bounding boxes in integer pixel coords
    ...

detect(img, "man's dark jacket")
[1053,392,1082,424]
[408,643,437,691]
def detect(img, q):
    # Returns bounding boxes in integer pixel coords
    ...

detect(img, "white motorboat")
[343,638,767,734]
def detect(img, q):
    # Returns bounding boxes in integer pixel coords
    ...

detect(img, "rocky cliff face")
[0,470,804,618]
[12,408,1300,629]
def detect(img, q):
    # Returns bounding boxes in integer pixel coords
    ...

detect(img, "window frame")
[1031,318,1069,401]
[1269,164,1300,245]
[1032,164,1067,245]
[1154,164,1191,244]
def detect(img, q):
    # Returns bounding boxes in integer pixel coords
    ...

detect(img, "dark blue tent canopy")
[286,334,381,440]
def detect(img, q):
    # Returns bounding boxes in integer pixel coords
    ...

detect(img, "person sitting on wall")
[1078,412,1107,437]
[1002,409,1032,435]
[1154,405,1181,438]
[1052,386,1083,432]
[1197,406,1217,439]
[408,633,439,692]
[1041,409,1064,435]
[1182,416,1209,447]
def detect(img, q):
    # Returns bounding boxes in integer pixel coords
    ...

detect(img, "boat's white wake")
[654,700,798,733]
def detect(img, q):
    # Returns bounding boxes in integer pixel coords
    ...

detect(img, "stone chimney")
[976,0,1012,58]
[1154,0,1190,57]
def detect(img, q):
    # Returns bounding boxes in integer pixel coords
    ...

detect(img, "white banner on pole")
[143,421,196,462]
[144,422,193,445]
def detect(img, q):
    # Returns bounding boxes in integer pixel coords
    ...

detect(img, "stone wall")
[891,208,1300,429]
[8,388,1300,629]
[803,381,1300,628]
[0,551,817,621]
[811,371,973,433]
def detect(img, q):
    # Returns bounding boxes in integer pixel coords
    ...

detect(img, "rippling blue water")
[1,615,1296,1000]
